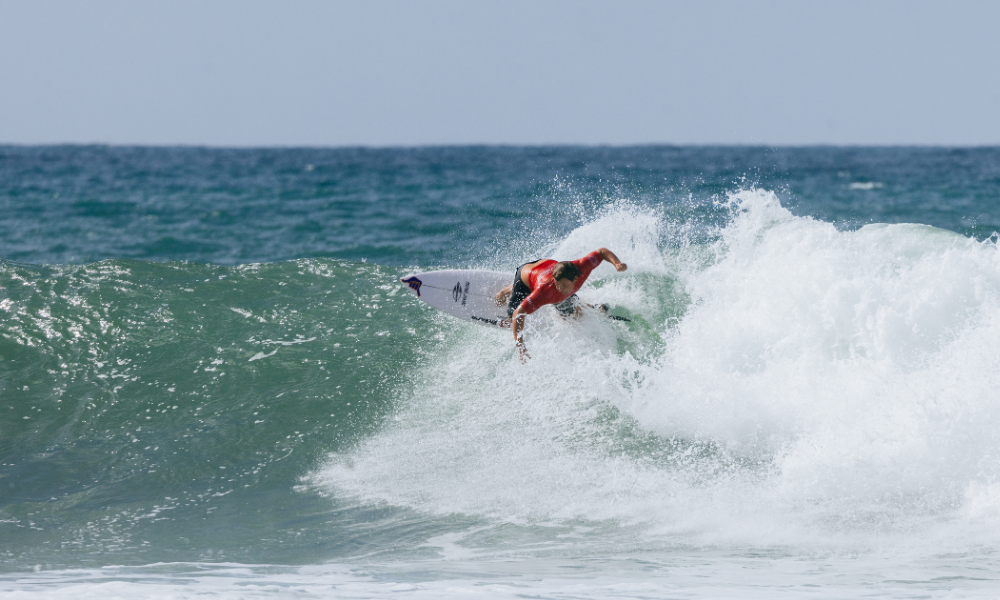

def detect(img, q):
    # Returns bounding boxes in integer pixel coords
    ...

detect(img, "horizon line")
[3,142,1000,151]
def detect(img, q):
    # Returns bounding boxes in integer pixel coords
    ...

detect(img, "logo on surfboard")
[471,316,511,328]
[401,276,423,297]
[451,281,470,304]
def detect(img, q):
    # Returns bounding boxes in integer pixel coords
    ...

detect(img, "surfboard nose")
[400,275,423,297]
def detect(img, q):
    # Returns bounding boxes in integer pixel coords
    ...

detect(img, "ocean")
[2,145,1000,599]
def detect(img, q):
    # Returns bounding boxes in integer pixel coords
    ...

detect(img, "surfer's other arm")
[512,306,530,360]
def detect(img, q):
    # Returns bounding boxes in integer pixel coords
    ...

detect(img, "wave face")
[1,258,432,567]
[3,146,1000,597]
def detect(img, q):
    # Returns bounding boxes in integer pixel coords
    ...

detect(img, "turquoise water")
[3,146,1000,598]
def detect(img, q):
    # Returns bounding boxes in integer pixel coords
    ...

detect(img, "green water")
[1,258,444,567]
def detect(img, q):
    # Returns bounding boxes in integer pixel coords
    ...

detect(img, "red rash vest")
[519,251,604,315]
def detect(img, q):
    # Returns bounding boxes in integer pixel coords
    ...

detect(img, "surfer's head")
[552,261,580,294]
[552,261,581,282]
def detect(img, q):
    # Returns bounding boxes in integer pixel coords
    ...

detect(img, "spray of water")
[314,190,1000,555]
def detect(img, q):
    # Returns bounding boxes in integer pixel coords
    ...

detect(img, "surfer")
[495,248,627,359]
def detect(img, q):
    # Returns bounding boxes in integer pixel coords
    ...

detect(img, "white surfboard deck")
[400,270,513,328]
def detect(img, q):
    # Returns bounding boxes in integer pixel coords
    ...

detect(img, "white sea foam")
[310,190,1000,590]
[7,558,1000,600]
[849,181,884,190]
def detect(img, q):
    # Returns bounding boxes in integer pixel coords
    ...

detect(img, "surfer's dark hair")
[552,261,581,281]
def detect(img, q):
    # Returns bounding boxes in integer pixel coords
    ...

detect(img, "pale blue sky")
[1,0,998,146]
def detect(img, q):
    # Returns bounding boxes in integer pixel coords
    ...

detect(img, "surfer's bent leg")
[553,294,580,318]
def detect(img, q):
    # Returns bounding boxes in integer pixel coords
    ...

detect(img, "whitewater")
[3,146,1000,598]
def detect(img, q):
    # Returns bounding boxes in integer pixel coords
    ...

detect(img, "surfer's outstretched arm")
[598,248,628,272]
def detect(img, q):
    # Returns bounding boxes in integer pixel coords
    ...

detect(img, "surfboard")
[400,269,632,328]
[400,270,513,328]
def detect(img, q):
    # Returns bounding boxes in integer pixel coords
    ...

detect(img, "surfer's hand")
[516,340,530,362]
[615,262,628,272]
